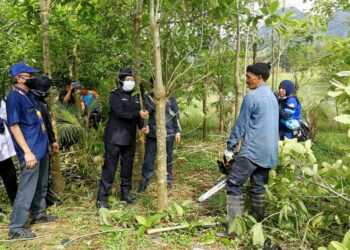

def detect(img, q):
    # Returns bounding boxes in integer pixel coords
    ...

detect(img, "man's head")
[246,62,271,89]
[27,76,53,97]
[9,62,40,85]
[279,80,295,97]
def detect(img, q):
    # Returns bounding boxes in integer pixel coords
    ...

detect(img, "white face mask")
[122,80,135,91]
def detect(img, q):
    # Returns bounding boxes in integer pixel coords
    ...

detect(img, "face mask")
[24,78,36,89]
[122,80,135,91]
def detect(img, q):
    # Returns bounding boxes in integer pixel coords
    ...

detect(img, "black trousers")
[97,143,136,201]
[0,158,18,204]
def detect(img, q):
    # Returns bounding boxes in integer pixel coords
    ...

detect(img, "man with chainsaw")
[224,62,279,234]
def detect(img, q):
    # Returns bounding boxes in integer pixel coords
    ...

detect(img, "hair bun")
[267,62,272,70]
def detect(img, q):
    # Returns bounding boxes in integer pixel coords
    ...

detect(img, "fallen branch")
[60,228,135,247]
[297,176,350,203]
[146,222,218,235]
[147,224,189,235]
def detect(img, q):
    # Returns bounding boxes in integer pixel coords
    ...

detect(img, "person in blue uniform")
[278,80,302,140]
[6,62,57,239]
[96,68,149,208]
[224,62,279,235]
[29,76,60,206]
[138,77,181,192]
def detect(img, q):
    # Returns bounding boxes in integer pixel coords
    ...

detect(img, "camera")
[72,81,82,88]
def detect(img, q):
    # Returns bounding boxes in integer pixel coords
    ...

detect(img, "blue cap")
[9,62,41,77]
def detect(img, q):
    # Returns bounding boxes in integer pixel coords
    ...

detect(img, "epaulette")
[111,88,118,93]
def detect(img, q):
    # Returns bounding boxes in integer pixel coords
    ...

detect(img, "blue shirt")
[6,86,48,163]
[227,83,279,168]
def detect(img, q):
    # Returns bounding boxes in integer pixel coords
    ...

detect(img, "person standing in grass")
[96,68,149,208]
[6,62,57,239]
[224,62,279,236]
[138,77,181,192]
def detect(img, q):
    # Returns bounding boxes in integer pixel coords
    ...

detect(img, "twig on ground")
[60,228,135,247]
[301,212,323,249]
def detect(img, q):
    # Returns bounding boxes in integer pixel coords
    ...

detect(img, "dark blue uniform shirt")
[6,86,48,163]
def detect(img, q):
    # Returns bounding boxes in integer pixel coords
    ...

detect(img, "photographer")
[59,81,81,107]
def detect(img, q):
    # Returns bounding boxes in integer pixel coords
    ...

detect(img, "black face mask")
[24,78,36,89]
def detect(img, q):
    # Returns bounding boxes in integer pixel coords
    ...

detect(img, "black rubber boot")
[121,188,137,204]
[138,178,149,193]
[250,193,265,222]
[227,195,244,230]
[217,195,244,238]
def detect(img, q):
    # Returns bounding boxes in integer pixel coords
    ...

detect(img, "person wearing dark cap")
[6,63,57,239]
[29,76,61,206]
[277,80,302,140]
[138,77,181,192]
[96,68,149,207]
[222,62,279,236]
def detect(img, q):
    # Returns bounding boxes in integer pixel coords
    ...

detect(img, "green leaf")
[99,207,111,226]
[137,225,147,237]
[251,223,265,246]
[328,241,348,250]
[336,71,350,77]
[99,224,113,232]
[261,7,269,15]
[269,1,279,13]
[334,115,350,124]
[228,216,246,236]
[342,230,350,248]
[328,90,344,97]
[174,203,184,217]
[317,247,327,250]
[344,55,350,65]
[345,86,350,96]
[148,214,163,226]
[135,215,147,226]
[311,214,324,228]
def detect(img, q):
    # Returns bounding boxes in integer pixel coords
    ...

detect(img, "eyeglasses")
[18,74,33,80]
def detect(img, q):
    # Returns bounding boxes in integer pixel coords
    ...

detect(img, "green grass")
[312,130,350,164]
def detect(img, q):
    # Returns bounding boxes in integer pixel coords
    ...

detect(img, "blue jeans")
[141,136,175,184]
[9,154,49,232]
[227,157,270,196]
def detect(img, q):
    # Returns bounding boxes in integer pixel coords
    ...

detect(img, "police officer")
[6,62,57,239]
[96,68,149,208]
[138,77,181,192]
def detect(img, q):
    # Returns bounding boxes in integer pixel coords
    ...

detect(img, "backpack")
[296,120,310,142]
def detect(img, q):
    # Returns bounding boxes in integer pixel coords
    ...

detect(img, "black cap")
[149,77,154,88]
[31,76,53,93]
[118,68,134,85]
[246,62,271,80]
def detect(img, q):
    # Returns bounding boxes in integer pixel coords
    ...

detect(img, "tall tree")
[234,0,243,121]
[133,0,145,168]
[39,0,64,196]
[150,0,168,210]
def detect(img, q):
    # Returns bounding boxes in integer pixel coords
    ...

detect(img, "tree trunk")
[252,42,257,63]
[271,29,276,89]
[150,0,168,210]
[234,0,243,122]
[70,44,78,80]
[133,0,145,169]
[202,64,208,141]
[39,0,64,196]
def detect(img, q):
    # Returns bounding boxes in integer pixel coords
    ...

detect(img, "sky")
[284,0,313,12]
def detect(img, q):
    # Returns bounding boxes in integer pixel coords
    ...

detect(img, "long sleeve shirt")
[227,83,279,168]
